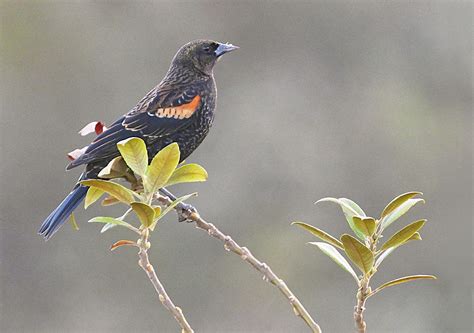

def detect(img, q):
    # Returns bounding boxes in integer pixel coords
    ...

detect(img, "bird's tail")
[38,183,88,240]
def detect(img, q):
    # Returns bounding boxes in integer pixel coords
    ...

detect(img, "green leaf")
[353,216,376,237]
[88,216,133,229]
[153,206,162,218]
[407,232,422,242]
[371,275,436,296]
[98,156,129,179]
[292,221,343,249]
[380,198,425,231]
[316,197,366,240]
[131,202,155,228]
[101,223,117,233]
[309,242,359,282]
[339,198,366,217]
[69,213,79,231]
[380,219,426,252]
[381,191,423,219]
[80,179,134,204]
[150,193,198,230]
[341,234,374,274]
[149,206,162,231]
[145,143,180,194]
[166,163,208,187]
[117,137,148,177]
[84,187,104,209]
[375,232,422,268]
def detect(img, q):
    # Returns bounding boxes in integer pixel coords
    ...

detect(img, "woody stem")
[137,228,194,333]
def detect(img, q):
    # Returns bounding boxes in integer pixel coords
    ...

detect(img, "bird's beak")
[215,43,239,57]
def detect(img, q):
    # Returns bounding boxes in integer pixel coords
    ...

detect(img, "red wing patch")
[156,95,201,119]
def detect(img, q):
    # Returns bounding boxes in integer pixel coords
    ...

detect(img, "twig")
[353,237,376,333]
[157,188,322,333]
[354,278,369,333]
[137,228,194,333]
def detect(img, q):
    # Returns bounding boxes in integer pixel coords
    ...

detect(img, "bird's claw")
[177,203,197,222]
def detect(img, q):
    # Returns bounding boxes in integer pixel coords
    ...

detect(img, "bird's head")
[171,40,239,76]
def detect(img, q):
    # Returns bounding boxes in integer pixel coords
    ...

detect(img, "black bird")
[39,40,238,240]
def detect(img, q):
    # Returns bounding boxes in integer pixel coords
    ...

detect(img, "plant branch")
[353,236,377,333]
[157,188,322,333]
[354,277,369,333]
[137,228,194,333]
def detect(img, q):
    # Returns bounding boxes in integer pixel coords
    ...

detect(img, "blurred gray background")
[1,1,472,332]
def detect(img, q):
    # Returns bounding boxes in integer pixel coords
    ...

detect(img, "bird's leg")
[159,188,197,222]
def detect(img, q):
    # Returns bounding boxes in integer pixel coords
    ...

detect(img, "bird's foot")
[177,203,197,222]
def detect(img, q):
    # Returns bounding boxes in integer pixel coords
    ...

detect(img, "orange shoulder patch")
[156,95,201,120]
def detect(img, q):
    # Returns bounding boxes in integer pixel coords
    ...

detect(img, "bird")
[39,39,239,240]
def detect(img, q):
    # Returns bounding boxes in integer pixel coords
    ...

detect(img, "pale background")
[1,1,472,332]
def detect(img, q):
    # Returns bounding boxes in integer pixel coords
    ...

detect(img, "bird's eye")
[203,46,211,52]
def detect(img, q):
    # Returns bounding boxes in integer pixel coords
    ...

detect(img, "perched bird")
[39,39,238,240]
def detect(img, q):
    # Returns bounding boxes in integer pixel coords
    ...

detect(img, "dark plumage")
[39,40,238,240]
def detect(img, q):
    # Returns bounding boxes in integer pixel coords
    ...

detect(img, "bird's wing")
[66,85,201,170]
[123,86,201,137]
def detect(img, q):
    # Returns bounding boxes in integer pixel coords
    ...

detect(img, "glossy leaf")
[407,232,422,242]
[309,242,359,282]
[69,213,79,231]
[101,223,117,233]
[149,206,162,231]
[145,143,180,194]
[131,202,155,228]
[98,156,129,179]
[150,192,197,230]
[166,163,208,187]
[339,198,366,217]
[381,191,422,219]
[84,187,104,209]
[110,240,137,251]
[153,206,162,218]
[292,222,343,249]
[371,275,436,296]
[117,137,148,177]
[380,219,426,252]
[88,216,132,228]
[353,216,376,237]
[380,198,425,231]
[80,179,134,204]
[316,197,366,240]
[341,234,374,274]
[375,232,422,268]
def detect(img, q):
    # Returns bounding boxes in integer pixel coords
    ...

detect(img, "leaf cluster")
[293,192,436,295]
[79,138,208,246]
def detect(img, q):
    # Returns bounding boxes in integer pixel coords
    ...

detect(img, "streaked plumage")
[39,40,238,240]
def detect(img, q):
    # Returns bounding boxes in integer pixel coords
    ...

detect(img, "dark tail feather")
[38,184,88,240]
